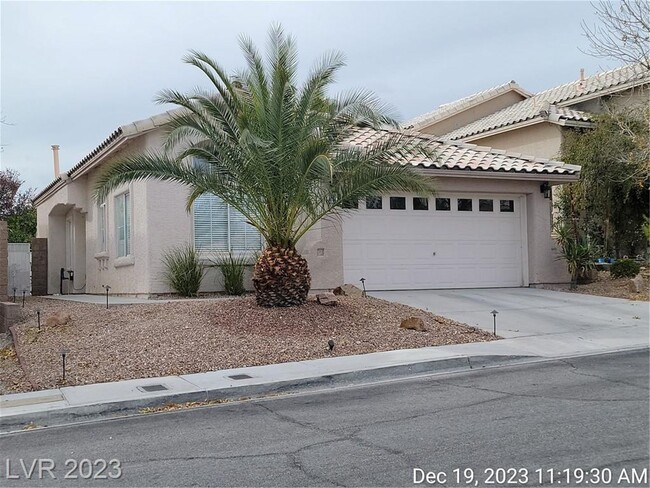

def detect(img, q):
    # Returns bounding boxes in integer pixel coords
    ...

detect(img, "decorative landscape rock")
[629,274,644,294]
[316,293,338,306]
[332,284,363,298]
[400,316,427,332]
[45,311,71,327]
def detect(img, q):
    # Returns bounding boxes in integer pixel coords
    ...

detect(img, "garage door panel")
[342,193,525,290]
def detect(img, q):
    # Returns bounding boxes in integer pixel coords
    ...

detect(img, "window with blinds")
[192,157,262,253]
[115,192,131,257]
[98,202,107,252]
[193,194,262,252]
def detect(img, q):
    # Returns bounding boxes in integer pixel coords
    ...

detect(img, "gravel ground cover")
[540,269,649,301]
[4,295,495,392]
[0,333,30,394]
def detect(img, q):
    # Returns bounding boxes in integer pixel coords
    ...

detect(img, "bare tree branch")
[582,0,650,69]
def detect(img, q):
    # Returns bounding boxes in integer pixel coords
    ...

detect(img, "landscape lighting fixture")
[102,284,111,309]
[359,277,367,297]
[491,310,499,336]
[60,348,69,382]
[328,339,335,352]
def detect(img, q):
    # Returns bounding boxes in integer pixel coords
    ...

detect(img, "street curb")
[0,354,532,432]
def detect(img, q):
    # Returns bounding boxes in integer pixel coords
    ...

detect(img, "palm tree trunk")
[253,246,311,306]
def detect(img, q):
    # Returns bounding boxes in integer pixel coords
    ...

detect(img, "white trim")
[519,195,529,286]
[413,167,579,183]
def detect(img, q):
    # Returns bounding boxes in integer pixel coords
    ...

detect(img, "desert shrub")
[610,259,641,278]
[212,253,251,296]
[554,223,595,287]
[161,244,204,297]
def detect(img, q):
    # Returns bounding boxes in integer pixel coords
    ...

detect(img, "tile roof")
[34,110,181,202]
[346,127,581,176]
[440,63,649,140]
[406,81,531,130]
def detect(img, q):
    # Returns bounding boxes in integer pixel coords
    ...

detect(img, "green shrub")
[554,223,595,287]
[212,253,251,295]
[161,244,204,297]
[610,259,641,278]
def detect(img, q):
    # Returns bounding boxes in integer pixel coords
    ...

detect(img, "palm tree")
[94,25,436,307]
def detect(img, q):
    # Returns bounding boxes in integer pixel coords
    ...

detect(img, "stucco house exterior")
[39,63,650,296]
[407,63,649,161]
[34,106,581,296]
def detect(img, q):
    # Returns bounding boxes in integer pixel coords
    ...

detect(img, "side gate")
[8,243,31,296]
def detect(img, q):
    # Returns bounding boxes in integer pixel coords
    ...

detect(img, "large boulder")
[332,284,363,298]
[400,316,427,332]
[45,311,71,327]
[629,274,645,294]
[316,293,338,306]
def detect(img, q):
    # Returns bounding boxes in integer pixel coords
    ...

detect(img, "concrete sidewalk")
[1,289,648,432]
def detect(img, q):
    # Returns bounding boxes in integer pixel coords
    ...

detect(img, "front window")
[115,192,131,257]
[193,194,262,252]
[98,202,107,252]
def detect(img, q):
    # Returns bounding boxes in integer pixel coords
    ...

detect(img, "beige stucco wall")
[469,122,563,160]
[36,125,571,296]
[418,91,527,137]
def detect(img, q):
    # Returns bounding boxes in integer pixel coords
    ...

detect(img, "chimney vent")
[51,144,60,178]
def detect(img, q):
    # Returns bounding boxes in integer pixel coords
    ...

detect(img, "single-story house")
[34,108,580,295]
[407,63,649,160]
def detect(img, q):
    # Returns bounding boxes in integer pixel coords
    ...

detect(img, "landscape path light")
[60,348,69,383]
[36,308,41,330]
[359,278,367,298]
[102,285,111,309]
[491,310,499,336]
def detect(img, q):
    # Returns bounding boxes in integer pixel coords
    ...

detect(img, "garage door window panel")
[413,197,429,210]
[479,199,494,212]
[435,198,451,211]
[458,198,473,211]
[389,197,406,210]
[366,196,382,209]
[500,200,515,212]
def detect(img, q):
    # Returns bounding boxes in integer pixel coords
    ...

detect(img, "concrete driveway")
[370,288,649,343]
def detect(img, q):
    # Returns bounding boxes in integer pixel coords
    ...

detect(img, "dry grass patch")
[7,295,496,392]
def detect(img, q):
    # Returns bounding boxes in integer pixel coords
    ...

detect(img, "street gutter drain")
[139,384,169,392]
[228,374,252,380]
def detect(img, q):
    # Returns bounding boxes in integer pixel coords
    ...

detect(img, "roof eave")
[413,166,580,183]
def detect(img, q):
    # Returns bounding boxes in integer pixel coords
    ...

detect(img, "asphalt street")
[1,349,648,487]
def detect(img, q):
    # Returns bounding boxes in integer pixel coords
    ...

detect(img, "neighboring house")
[407,63,649,160]
[34,108,580,295]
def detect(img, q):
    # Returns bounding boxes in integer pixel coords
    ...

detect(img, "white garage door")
[342,193,526,290]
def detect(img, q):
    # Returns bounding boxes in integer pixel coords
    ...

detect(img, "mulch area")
[1,295,495,393]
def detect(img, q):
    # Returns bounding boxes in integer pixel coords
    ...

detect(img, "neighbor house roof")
[440,63,649,141]
[347,127,581,176]
[407,81,532,130]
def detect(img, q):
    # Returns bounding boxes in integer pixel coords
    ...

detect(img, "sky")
[0,1,620,192]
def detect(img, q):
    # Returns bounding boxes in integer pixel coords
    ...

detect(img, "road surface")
[1,349,648,487]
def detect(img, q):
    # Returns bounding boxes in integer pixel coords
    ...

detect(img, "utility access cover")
[139,384,169,392]
[228,374,252,380]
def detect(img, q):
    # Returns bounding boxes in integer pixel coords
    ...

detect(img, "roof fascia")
[414,167,580,183]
